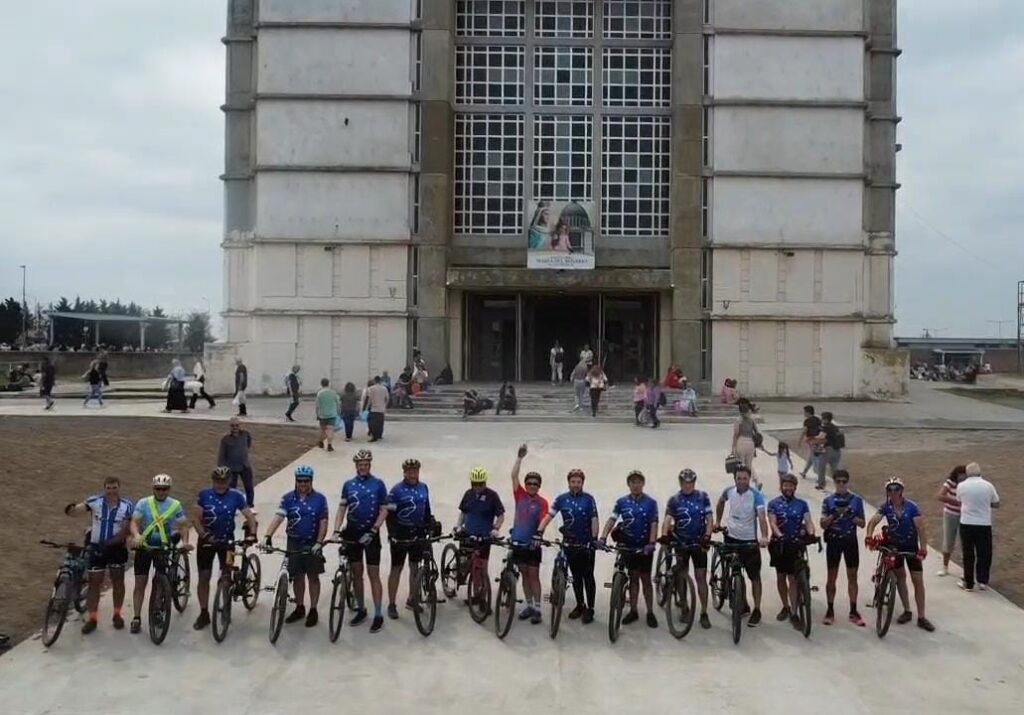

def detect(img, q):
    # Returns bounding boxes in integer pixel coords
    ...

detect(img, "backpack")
[834,429,846,449]
[554,349,563,364]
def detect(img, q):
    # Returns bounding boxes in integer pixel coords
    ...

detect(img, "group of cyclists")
[62,443,936,638]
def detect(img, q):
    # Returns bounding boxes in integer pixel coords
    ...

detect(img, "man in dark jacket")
[40,356,56,410]
[218,416,255,508]
[234,358,248,416]
[285,365,301,422]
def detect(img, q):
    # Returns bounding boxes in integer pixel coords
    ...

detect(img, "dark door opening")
[522,294,598,381]
[466,295,517,382]
[603,295,657,383]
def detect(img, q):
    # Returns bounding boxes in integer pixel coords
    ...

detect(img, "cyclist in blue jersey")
[385,458,434,619]
[333,449,390,632]
[509,444,549,624]
[660,469,714,630]
[714,466,770,627]
[64,476,133,633]
[767,473,816,628]
[599,471,659,628]
[191,466,258,630]
[127,474,193,634]
[866,477,934,632]
[820,469,866,626]
[265,465,329,627]
[538,467,599,624]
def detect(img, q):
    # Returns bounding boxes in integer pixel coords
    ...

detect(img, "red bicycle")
[440,534,494,623]
[866,534,918,639]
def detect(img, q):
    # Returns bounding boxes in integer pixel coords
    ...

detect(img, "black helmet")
[353,449,373,463]
[402,458,421,470]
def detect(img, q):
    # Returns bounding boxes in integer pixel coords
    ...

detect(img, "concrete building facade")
[210,0,907,398]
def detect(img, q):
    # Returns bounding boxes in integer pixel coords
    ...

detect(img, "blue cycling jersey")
[276,489,329,544]
[459,487,505,537]
[550,490,598,544]
[768,495,811,542]
[340,474,388,531]
[822,492,865,542]
[197,487,248,542]
[665,490,712,544]
[611,494,658,548]
[877,498,922,550]
[387,480,431,529]
[84,495,133,545]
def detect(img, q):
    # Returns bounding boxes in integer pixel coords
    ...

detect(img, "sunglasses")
[525,481,541,488]
[154,486,170,492]
[296,478,312,484]
[886,486,902,492]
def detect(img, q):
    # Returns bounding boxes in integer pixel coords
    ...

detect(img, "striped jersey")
[84,495,134,545]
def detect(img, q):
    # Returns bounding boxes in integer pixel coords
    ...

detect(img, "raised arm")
[511,444,527,491]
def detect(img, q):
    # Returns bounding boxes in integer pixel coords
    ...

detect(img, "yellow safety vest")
[139,496,183,546]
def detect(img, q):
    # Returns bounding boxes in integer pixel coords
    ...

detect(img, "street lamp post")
[19,265,27,348]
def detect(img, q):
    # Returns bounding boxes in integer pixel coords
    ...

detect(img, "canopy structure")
[43,311,188,349]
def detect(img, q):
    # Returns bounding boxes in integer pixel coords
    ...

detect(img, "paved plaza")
[0,419,1022,714]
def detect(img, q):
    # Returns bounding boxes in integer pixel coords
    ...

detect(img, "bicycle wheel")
[41,572,72,647]
[211,575,232,643]
[73,571,89,614]
[269,571,289,645]
[730,571,746,645]
[797,569,812,639]
[710,550,727,611]
[608,570,627,643]
[875,570,897,639]
[148,574,172,646]
[654,546,671,607]
[170,551,191,613]
[439,544,459,599]
[666,570,697,640]
[549,560,567,640]
[242,553,261,611]
[328,567,349,643]
[494,571,516,640]
[412,566,438,637]
[467,565,491,624]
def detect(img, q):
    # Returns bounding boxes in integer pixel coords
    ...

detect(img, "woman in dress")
[164,359,189,413]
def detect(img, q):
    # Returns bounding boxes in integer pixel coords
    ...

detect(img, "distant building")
[208,0,905,398]
[896,336,1018,373]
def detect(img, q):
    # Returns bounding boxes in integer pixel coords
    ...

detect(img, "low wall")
[1,351,201,380]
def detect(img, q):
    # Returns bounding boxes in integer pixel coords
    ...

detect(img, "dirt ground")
[0,416,317,647]
[772,428,1023,608]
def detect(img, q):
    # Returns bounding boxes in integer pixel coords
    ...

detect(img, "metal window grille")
[454,114,525,234]
[700,248,710,310]
[414,0,423,21]
[700,319,711,380]
[535,0,594,37]
[701,177,710,239]
[601,115,670,236]
[702,34,711,96]
[455,45,525,105]
[413,32,422,92]
[534,115,593,201]
[413,103,422,165]
[534,47,593,106]
[703,0,711,24]
[411,174,421,235]
[456,0,525,36]
[411,246,420,306]
[603,0,672,39]
[701,105,710,166]
[602,47,671,108]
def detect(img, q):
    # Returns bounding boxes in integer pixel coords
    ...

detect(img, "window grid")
[601,116,670,236]
[414,0,423,21]
[413,103,422,165]
[534,47,593,106]
[413,33,422,92]
[411,246,420,307]
[603,1,672,39]
[456,46,525,105]
[700,319,711,380]
[535,0,594,38]
[700,248,711,310]
[456,0,525,36]
[411,318,419,349]
[703,0,711,24]
[701,106,710,166]
[602,47,671,107]
[412,174,421,235]
[701,178,709,239]
[702,35,711,96]
[534,115,593,202]
[454,114,525,234]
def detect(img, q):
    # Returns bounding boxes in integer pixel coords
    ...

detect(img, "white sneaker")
[936,568,948,577]
[979,584,988,591]
[957,580,974,592]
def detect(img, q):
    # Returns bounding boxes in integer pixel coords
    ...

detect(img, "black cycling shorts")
[623,551,654,575]
[133,549,165,578]
[825,539,860,570]
[674,546,708,571]
[196,539,230,573]
[724,536,762,581]
[769,541,801,575]
[88,544,128,572]
[890,553,923,573]
[512,546,542,567]
[286,538,325,578]
[458,538,491,561]
[390,527,427,568]
[343,527,382,567]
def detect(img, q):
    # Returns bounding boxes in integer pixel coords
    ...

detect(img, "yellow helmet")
[469,466,488,484]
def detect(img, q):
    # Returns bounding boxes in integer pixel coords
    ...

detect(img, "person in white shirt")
[550,341,564,385]
[956,462,1000,592]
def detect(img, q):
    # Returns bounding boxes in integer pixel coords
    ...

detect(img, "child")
[632,376,648,425]
[776,442,793,479]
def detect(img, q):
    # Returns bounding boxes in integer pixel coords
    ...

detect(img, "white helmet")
[152,474,173,488]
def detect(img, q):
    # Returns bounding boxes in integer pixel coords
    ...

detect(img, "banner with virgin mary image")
[526,200,596,270]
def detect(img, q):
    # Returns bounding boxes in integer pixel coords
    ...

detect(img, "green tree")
[146,306,170,349]
[0,297,28,345]
[184,311,213,353]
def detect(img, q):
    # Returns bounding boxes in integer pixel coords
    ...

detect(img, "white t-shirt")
[956,477,999,526]
[720,485,766,541]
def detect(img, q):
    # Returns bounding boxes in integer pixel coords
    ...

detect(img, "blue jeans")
[340,413,356,439]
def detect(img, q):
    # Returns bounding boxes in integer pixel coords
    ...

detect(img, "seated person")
[436,364,454,385]
[720,378,738,405]
[496,382,517,415]
[678,378,698,417]
[663,366,683,390]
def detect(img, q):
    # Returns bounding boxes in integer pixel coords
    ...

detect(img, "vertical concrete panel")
[712,322,742,389]
[747,252,778,302]
[783,252,815,303]
[300,317,333,387]
[333,317,370,385]
[259,0,412,23]
[747,322,778,395]
[784,322,815,394]
[821,253,861,304]
[335,246,371,298]
[821,322,857,396]
[257,245,297,297]
[301,246,333,297]
[374,318,408,378]
[711,250,741,306]
[373,245,408,303]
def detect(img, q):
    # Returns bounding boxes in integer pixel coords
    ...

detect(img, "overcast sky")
[1,1,1021,339]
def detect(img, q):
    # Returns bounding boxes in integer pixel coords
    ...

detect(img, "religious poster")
[526,200,596,270]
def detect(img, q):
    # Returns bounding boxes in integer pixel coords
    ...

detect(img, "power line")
[898,200,1007,273]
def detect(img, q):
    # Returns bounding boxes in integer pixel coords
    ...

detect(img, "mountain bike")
[657,539,704,640]
[709,530,761,645]
[790,534,822,639]
[261,543,320,645]
[210,540,261,643]
[168,543,191,613]
[494,538,535,640]
[391,532,452,637]
[599,543,646,644]
[321,538,358,643]
[440,534,494,624]
[539,538,577,640]
[132,544,190,646]
[39,540,91,647]
[868,538,919,639]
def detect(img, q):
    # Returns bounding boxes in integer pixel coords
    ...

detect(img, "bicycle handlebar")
[388,532,454,546]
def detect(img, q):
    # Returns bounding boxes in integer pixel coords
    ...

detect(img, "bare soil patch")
[772,427,1023,608]
[0,416,317,647]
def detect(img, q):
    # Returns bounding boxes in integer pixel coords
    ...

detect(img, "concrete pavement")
[0,420,1022,714]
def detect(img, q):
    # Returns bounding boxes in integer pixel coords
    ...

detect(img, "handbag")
[358,410,370,423]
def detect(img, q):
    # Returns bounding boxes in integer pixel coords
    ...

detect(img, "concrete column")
[669,0,705,382]
[223,0,256,240]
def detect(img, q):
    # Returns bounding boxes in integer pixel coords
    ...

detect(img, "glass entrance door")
[466,294,518,381]
[602,295,657,383]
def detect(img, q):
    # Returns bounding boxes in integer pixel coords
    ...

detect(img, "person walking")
[217,417,255,509]
[731,402,760,485]
[188,359,216,409]
[585,364,607,418]
[97,350,110,387]
[550,340,565,385]
[579,344,594,368]
[632,376,648,425]
[285,365,302,422]
[644,378,663,429]
[956,462,1000,592]
[315,378,341,452]
[819,411,844,490]
[570,359,588,411]
[799,406,823,479]
[936,465,966,577]
[363,376,389,442]
[233,357,248,416]
[164,359,189,413]
[339,382,360,441]
[40,355,56,410]
[82,360,104,407]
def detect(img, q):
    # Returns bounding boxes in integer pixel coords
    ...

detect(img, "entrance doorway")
[465,295,517,382]
[522,294,598,381]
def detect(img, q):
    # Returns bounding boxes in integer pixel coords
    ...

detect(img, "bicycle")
[167,542,191,614]
[788,534,822,639]
[493,538,533,640]
[539,538,578,640]
[708,529,762,645]
[440,534,494,625]
[868,538,919,639]
[321,538,358,643]
[210,539,262,643]
[390,532,452,637]
[261,543,320,645]
[132,544,190,646]
[598,543,646,644]
[656,539,705,640]
[39,540,91,647]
